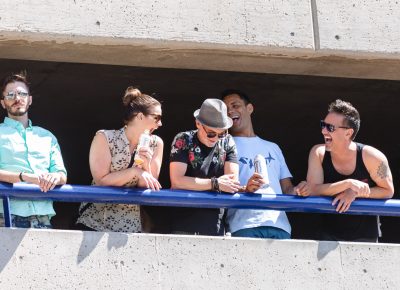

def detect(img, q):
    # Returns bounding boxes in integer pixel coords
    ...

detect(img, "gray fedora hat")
[193,98,233,129]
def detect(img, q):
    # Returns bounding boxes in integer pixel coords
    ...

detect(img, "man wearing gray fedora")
[169,98,241,236]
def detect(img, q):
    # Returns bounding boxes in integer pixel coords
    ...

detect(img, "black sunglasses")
[201,124,228,139]
[320,120,350,133]
[149,113,162,122]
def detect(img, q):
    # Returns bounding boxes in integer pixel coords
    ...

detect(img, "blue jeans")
[0,214,52,229]
[232,226,290,239]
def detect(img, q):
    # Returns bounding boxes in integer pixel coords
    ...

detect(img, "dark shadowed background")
[1,59,399,242]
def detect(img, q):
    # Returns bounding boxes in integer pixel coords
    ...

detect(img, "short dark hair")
[220,89,251,105]
[1,71,30,98]
[328,99,360,140]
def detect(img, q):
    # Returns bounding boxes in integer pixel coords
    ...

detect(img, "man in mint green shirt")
[0,72,67,228]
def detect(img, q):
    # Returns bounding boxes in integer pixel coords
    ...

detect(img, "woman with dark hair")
[76,87,163,232]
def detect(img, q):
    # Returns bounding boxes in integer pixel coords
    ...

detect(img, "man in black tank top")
[304,99,394,242]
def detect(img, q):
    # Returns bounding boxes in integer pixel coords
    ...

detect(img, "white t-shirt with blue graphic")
[227,136,292,234]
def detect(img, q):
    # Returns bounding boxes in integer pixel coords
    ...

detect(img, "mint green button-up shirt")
[0,117,67,217]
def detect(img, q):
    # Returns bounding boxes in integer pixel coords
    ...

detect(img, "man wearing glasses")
[169,98,241,235]
[306,99,394,242]
[221,90,308,239]
[0,72,67,228]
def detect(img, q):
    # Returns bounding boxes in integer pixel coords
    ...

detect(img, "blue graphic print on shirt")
[239,152,275,169]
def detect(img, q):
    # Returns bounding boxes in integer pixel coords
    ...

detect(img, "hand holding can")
[254,154,270,188]
[134,129,151,166]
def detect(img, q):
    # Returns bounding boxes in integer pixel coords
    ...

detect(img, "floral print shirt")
[169,130,238,236]
[170,130,238,179]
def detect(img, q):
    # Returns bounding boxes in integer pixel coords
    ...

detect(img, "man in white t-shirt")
[221,90,308,239]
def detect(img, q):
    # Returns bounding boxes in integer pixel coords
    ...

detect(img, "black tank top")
[320,143,379,241]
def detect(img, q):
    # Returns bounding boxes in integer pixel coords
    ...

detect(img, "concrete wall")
[0,228,398,289]
[0,1,399,80]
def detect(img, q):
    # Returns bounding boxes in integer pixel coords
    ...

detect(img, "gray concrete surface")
[0,1,400,80]
[0,0,314,47]
[318,1,400,52]
[0,228,398,289]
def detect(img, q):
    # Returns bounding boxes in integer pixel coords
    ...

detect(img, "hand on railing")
[294,181,310,197]
[138,170,161,191]
[332,189,357,213]
[22,172,62,192]
[217,174,241,194]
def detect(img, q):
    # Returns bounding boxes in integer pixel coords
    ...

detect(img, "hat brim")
[193,109,233,130]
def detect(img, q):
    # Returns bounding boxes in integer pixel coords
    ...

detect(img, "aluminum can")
[254,154,270,186]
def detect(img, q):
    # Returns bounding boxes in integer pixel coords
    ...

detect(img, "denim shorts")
[0,214,52,229]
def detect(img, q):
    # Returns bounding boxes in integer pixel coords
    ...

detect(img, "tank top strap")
[321,147,331,170]
[352,142,373,184]
[356,142,364,152]
[354,142,362,169]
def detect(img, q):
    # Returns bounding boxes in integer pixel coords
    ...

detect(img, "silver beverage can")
[134,130,151,166]
[254,154,270,186]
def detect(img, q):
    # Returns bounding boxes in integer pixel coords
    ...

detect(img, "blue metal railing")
[1,182,400,227]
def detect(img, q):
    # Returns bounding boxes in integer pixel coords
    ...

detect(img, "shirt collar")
[4,117,33,130]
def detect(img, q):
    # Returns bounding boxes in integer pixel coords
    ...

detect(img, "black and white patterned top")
[76,127,158,233]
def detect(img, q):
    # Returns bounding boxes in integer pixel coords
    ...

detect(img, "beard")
[4,102,30,117]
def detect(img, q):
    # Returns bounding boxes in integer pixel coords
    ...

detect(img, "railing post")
[2,196,12,228]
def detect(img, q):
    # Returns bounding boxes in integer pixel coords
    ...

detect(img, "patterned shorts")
[0,214,52,229]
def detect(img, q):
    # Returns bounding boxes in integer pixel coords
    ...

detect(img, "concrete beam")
[1,32,400,81]
[0,0,313,48]
[0,229,398,289]
[0,0,399,80]
[317,1,400,53]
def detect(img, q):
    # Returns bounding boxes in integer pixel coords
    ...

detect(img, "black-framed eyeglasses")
[201,124,228,139]
[3,90,29,101]
[320,120,350,133]
[149,113,162,122]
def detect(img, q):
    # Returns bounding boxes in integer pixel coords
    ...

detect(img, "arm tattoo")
[377,161,389,179]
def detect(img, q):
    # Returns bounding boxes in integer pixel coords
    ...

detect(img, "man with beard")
[0,72,67,228]
[221,90,308,239]
[306,99,394,242]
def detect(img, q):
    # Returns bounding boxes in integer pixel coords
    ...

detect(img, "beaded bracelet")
[211,177,220,192]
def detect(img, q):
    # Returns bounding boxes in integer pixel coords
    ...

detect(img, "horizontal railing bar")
[0,182,399,217]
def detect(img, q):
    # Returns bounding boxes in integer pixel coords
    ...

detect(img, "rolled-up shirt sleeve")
[49,136,67,175]
[225,135,238,164]
[170,132,190,164]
